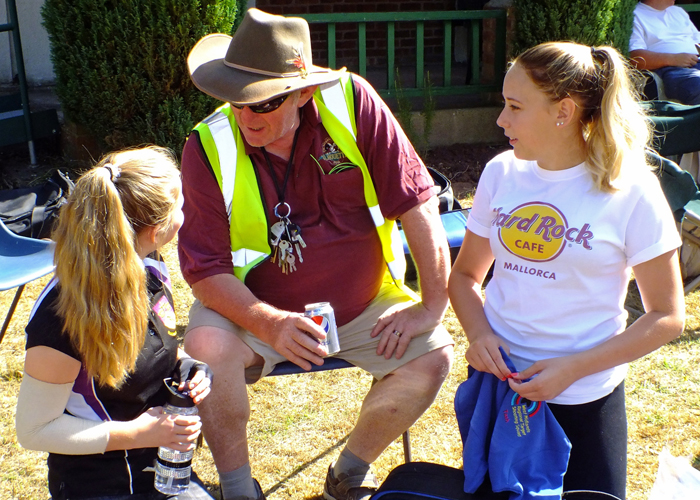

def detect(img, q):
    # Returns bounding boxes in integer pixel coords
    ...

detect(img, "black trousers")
[549,382,627,499]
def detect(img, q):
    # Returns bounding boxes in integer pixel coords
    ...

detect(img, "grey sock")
[333,446,371,478]
[219,462,260,500]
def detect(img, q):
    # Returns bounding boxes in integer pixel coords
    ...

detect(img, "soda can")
[304,302,340,356]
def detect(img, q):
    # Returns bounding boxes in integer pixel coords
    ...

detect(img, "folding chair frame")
[651,151,700,294]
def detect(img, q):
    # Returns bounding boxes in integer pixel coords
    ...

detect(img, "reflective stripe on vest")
[194,108,269,281]
[193,74,405,283]
[314,75,405,282]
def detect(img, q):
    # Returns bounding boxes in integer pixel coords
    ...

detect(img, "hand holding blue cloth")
[455,348,572,500]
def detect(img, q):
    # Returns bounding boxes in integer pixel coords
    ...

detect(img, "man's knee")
[686,81,700,105]
[662,69,700,105]
[394,345,454,388]
[421,345,454,384]
[184,325,249,367]
[185,326,254,425]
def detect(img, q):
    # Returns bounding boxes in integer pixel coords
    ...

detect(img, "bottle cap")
[163,377,196,408]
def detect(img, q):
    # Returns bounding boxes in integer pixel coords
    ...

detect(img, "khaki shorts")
[186,281,453,383]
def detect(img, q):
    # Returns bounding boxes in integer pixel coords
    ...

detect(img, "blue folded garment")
[455,348,572,500]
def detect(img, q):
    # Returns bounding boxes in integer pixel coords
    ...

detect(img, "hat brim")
[188,33,346,105]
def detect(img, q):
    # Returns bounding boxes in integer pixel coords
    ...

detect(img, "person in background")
[449,41,685,499]
[179,8,453,500]
[15,146,214,500]
[630,0,700,104]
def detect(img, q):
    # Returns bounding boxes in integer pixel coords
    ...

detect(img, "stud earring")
[556,122,564,127]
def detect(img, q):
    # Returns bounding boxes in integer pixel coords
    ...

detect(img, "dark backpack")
[0,169,74,239]
[371,462,509,500]
[371,462,623,500]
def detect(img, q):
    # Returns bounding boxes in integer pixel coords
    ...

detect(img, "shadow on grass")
[263,434,350,499]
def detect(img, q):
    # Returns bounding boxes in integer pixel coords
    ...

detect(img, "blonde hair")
[51,145,181,388]
[514,42,651,192]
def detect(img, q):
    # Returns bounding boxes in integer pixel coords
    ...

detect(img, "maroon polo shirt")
[178,75,436,326]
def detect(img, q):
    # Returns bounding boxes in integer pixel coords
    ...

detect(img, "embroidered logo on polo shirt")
[506,394,542,438]
[318,138,348,166]
[153,295,177,335]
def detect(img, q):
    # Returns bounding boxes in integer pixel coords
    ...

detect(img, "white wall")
[1,0,54,85]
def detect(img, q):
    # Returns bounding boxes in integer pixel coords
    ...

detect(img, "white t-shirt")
[467,151,681,405]
[630,3,700,55]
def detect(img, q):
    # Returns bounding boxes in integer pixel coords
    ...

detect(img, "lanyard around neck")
[260,124,302,206]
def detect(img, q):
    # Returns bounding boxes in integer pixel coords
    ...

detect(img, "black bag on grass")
[370,462,509,500]
[0,169,74,238]
[370,462,623,500]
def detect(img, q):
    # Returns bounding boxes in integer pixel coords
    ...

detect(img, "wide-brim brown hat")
[188,8,346,105]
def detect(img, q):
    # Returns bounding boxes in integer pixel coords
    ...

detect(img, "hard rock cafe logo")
[318,138,347,165]
[492,202,594,263]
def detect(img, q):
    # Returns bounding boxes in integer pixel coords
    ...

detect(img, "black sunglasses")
[232,93,291,114]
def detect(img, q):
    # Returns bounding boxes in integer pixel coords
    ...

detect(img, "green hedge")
[42,0,245,155]
[512,0,638,56]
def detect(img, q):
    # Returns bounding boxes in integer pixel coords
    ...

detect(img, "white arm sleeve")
[15,372,110,455]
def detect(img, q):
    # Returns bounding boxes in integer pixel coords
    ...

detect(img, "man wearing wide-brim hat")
[179,8,454,500]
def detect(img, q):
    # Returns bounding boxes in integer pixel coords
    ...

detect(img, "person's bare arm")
[448,229,513,380]
[371,196,450,359]
[630,49,699,70]
[18,347,200,454]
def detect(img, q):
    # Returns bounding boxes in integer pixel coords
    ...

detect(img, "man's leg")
[322,281,453,500]
[323,346,453,500]
[346,346,453,462]
[184,324,264,500]
[322,281,453,497]
[329,282,454,464]
[658,65,700,105]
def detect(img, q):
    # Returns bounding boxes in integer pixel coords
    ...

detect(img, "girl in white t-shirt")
[449,41,685,498]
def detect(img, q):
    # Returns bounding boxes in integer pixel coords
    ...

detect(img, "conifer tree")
[512,0,637,56]
[42,0,244,154]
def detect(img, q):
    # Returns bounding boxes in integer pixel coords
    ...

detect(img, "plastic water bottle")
[154,378,198,494]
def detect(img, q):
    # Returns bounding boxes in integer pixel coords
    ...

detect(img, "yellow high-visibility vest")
[192,74,406,284]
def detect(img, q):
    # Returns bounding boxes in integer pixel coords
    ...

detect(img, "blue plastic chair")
[0,218,55,344]
[267,357,413,462]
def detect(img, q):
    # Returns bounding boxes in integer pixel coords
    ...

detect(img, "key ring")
[274,202,291,219]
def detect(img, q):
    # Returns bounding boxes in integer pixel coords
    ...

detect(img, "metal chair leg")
[0,285,25,345]
[402,429,412,463]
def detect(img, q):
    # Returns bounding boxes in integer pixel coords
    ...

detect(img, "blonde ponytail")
[515,42,651,192]
[52,146,181,388]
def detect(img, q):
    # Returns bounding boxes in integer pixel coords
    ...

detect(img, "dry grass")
[2,236,700,500]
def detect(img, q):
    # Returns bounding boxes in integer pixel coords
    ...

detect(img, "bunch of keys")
[269,215,307,274]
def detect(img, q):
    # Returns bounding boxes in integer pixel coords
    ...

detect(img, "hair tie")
[590,46,604,66]
[103,163,120,182]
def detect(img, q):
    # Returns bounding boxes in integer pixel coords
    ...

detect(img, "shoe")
[253,478,266,500]
[323,463,379,500]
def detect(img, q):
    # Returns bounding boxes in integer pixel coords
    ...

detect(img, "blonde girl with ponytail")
[16,146,215,499]
[449,42,684,498]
